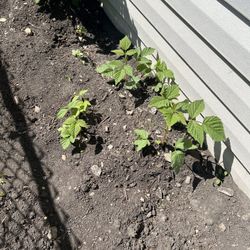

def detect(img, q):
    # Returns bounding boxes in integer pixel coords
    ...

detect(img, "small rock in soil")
[108,144,113,150]
[24,27,33,36]
[126,110,134,115]
[105,126,109,133]
[184,176,191,184]
[91,165,101,177]
[150,107,157,114]
[34,105,41,113]
[14,95,19,104]
[164,153,171,162]
[47,226,58,240]
[218,186,234,197]
[242,213,250,221]
[29,211,36,220]
[218,223,226,232]
[0,17,7,22]
[61,155,66,161]
[176,182,182,188]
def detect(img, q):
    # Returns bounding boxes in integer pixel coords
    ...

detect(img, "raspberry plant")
[134,129,151,151]
[57,90,91,150]
[148,84,225,173]
[96,36,155,89]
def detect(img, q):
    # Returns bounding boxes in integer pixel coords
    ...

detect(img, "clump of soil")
[0,1,250,249]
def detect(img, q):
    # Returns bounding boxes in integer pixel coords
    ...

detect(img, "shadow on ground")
[0,51,80,249]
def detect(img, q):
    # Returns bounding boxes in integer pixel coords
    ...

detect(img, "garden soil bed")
[1,1,250,249]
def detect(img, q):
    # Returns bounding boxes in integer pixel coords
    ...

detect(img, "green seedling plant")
[134,129,151,152]
[149,83,226,173]
[96,36,155,89]
[72,49,85,60]
[57,90,91,150]
[75,24,87,37]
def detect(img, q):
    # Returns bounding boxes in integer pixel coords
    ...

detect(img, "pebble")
[47,226,57,240]
[24,27,33,35]
[34,105,41,113]
[218,187,234,197]
[123,125,127,131]
[218,223,226,232]
[104,126,109,133]
[176,182,182,188]
[242,213,250,221]
[118,93,126,99]
[91,165,101,177]
[164,152,171,162]
[126,110,134,115]
[107,144,113,150]
[150,107,157,115]
[29,211,36,220]
[61,155,66,161]
[0,17,7,22]
[184,176,191,184]
[14,96,19,104]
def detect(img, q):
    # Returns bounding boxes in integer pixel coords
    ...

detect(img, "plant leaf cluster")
[57,90,91,150]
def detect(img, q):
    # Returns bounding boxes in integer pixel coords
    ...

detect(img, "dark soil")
[0,1,250,249]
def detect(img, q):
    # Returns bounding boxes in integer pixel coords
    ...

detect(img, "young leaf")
[77,119,88,128]
[187,120,204,146]
[175,138,198,151]
[149,96,169,108]
[113,69,126,85]
[161,84,180,100]
[140,47,155,57]
[171,150,185,174]
[126,49,137,56]
[187,100,205,119]
[164,69,174,79]
[119,36,131,51]
[96,63,112,74]
[203,116,225,141]
[57,107,68,119]
[124,65,133,76]
[111,49,125,56]
[60,137,71,150]
[134,129,149,140]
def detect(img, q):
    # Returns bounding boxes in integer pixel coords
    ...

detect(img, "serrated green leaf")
[152,82,163,93]
[134,129,149,140]
[134,139,150,151]
[140,47,155,57]
[111,49,125,56]
[176,99,189,111]
[77,119,88,128]
[187,100,205,119]
[119,36,131,51]
[124,65,133,76]
[187,120,204,146]
[64,116,76,125]
[161,84,180,100]
[60,137,71,150]
[113,69,126,85]
[74,122,81,138]
[171,150,185,174]
[203,116,225,141]
[164,69,174,79]
[175,138,198,151]
[96,63,111,74]
[126,49,137,56]
[149,96,169,109]
[57,107,68,119]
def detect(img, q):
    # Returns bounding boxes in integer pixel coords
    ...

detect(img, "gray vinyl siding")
[103,0,250,198]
